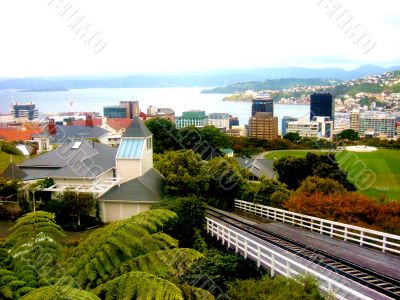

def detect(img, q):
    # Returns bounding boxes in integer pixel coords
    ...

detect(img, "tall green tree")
[295,176,346,196]
[241,178,290,208]
[155,150,210,197]
[206,157,246,210]
[177,126,231,160]
[58,191,96,226]
[145,118,178,153]
[337,129,359,141]
[274,153,355,190]
[284,132,301,143]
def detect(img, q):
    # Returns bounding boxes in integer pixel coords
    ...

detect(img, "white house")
[6,117,162,223]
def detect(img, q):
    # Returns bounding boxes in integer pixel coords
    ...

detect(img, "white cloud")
[0,0,399,77]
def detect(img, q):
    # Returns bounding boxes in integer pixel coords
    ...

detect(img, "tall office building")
[11,102,39,121]
[359,113,395,139]
[350,111,360,132]
[121,101,140,119]
[104,101,140,119]
[248,112,278,140]
[251,97,273,117]
[282,116,298,136]
[310,93,334,122]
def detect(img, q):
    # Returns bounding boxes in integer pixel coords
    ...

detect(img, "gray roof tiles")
[122,116,152,138]
[16,140,117,180]
[99,168,162,202]
[34,125,109,144]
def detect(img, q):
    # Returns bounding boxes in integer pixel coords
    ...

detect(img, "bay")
[0,87,309,132]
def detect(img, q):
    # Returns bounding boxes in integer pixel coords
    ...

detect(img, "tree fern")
[110,248,203,281]
[92,271,184,300]
[20,286,100,300]
[69,210,178,289]
[6,211,64,248]
[4,212,65,290]
[180,284,215,300]
[0,268,33,299]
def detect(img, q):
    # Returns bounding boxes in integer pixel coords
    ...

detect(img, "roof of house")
[71,119,103,127]
[106,118,132,131]
[16,140,117,180]
[35,125,109,144]
[0,128,44,142]
[122,116,152,138]
[1,163,27,180]
[99,168,162,202]
[234,157,275,179]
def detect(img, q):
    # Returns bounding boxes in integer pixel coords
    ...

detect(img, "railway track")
[207,207,400,299]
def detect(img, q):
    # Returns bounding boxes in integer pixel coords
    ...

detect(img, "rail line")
[207,207,400,299]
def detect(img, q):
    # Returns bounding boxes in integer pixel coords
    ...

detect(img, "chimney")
[48,119,57,135]
[86,114,94,127]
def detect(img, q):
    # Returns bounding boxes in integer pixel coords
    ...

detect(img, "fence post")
[235,233,238,253]
[271,254,275,277]
[244,239,248,259]
[360,231,364,246]
[382,236,386,253]
[257,245,261,268]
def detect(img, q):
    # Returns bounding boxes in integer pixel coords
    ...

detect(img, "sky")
[0,0,399,77]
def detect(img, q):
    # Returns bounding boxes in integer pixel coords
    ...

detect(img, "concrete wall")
[99,201,153,223]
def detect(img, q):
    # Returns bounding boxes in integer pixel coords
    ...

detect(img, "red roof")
[0,128,44,142]
[106,118,132,131]
[71,118,103,126]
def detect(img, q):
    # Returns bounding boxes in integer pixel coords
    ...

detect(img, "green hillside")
[201,78,339,94]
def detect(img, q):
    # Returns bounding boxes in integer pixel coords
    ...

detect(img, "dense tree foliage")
[3,212,65,291]
[227,275,324,300]
[284,191,400,234]
[184,249,261,293]
[295,176,346,196]
[155,150,210,197]
[20,286,99,300]
[57,191,96,226]
[0,209,216,299]
[176,126,231,160]
[67,209,179,289]
[284,132,301,143]
[241,178,290,208]
[93,271,185,300]
[273,153,355,190]
[206,157,246,210]
[337,129,359,141]
[152,196,207,247]
[145,118,178,153]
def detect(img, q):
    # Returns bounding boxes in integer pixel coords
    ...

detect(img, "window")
[146,137,152,151]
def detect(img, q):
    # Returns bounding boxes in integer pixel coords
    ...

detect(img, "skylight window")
[72,141,83,149]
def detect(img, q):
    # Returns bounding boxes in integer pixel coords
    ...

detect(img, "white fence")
[235,200,400,255]
[206,217,375,300]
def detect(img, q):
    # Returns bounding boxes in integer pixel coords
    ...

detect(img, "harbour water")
[0,87,310,131]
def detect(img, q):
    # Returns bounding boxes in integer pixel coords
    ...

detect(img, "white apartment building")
[208,113,230,131]
[359,113,396,139]
[287,117,333,140]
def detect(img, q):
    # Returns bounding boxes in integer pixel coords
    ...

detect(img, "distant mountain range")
[0,65,399,90]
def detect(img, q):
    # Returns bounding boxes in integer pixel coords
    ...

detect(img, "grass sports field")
[264,149,400,201]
